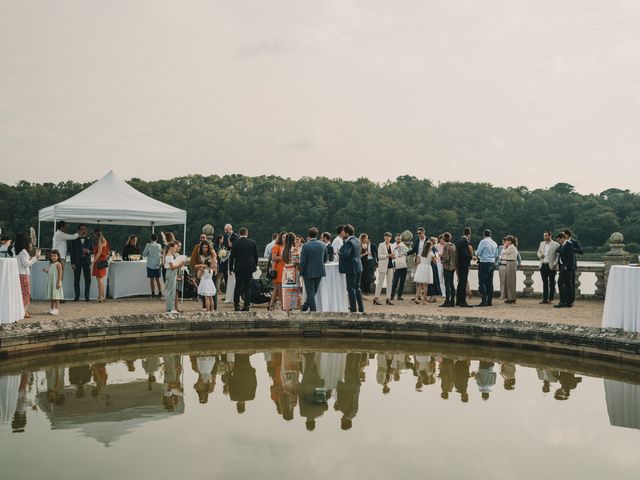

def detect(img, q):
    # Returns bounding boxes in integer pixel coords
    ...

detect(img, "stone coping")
[1,311,639,365]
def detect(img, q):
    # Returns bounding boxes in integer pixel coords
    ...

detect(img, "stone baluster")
[522,269,534,297]
[603,232,631,291]
[594,270,606,299]
[574,271,582,298]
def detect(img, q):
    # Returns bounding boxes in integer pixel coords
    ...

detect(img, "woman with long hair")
[91,230,110,303]
[122,235,140,261]
[268,231,287,310]
[164,241,186,313]
[213,235,225,294]
[14,234,40,318]
[282,233,301,311]
[195,241,217,310]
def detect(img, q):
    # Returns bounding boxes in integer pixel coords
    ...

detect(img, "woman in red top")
[267,231,287,311]
[91,230,110,302]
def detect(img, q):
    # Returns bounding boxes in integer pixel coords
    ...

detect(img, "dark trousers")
[540,264,556,302]
[346,272,364,312]
[391,268,407,299]
[478,262,494,305]
[303,276,322,311]
[443,269,456,305]
[73,259,91,300]
[361,259,376,294]
[568,270,576,305]
[456,267,470,306]
[558,269,572,306]
[233,271,252,309]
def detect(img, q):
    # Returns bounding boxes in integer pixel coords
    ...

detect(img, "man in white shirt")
[52,220,79,282]
[331,225,345,256]
[263,232,278,259]
[536,231,560,304]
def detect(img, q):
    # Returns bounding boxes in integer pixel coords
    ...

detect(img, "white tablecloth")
[302,263,348,313]
[109,261,151,299]
[0,258,25,324]
[31,260,104,301]
[0,374,20,425]
[602,265,640,332]
[604,379,640,429]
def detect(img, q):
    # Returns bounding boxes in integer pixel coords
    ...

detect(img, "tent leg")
[37,221,41,248]
[181,222,187,303]
[53,217,56,249]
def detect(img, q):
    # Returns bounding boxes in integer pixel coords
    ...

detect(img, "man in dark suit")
[69,224,93,301]
[321,232,334,262]
[555,232,575,308]
[408,227,427,256]
[227,353,257,414]
[300,227,329,312]
[339,224,364,313]
[564,229,582,306]
[454,227,473,307]
[229,227,258,311]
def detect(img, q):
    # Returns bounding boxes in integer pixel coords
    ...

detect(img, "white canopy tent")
[38,170,186,235]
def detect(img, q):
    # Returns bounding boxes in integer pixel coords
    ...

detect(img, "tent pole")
[53,216,56,249]
[181,221,187,303]
[37,220,41,248]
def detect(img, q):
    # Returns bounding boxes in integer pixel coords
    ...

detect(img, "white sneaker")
[47,309,54,315]
[51,309,59,316]
[168,310,179,314]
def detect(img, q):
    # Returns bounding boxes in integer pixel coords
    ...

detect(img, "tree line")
[1,175,638,254]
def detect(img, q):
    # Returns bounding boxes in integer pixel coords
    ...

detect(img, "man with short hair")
[537,231,560,304]
[338,224,364,313]
[229,227,258,311]
[409,227,427,257]
[454,227,473,307]
[321,232,334,262]
[143,233,163,298]
[332,225,345,257]
[440,232,457,308]
[52,220,79,282]
[300,227,329,312]
[563,229,582,306]
[69,224,93,301]
[264,232,278,259]
[390,234,409,301]
[555,232,575,308]
[475,229,498,307]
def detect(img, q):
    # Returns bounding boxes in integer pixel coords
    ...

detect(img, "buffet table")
[604,379,640,429]
[0,258,25,324]
[31,260,103,301]
[108,260,150,299]
[303,263,348,313]
[602,265,640,332]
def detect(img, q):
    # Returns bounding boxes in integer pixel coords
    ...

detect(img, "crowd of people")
[2,219,583,317]
[3,351,584,434]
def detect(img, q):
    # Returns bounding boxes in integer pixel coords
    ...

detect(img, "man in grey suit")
[300,227,329,312]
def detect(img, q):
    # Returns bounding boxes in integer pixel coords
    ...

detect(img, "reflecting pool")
[1,338,639,479]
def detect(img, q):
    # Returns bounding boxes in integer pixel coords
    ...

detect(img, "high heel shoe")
[386,299,394,305]
[373,298,382,305]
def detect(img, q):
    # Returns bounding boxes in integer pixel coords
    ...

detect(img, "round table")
[0,258,25,324]
[602,265,640,332]
[302,263,348,313]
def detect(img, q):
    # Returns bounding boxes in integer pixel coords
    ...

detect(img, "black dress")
[122,244,141,261]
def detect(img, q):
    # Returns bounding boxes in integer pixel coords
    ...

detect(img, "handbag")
[267,269,277,280]
[96,259,109,269]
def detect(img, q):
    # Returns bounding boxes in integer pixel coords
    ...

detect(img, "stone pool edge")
[1,311,639,364]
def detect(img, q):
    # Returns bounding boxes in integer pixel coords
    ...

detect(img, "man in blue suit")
[339,224,364,313]
[555,232,575,308]
[300,227,329,312]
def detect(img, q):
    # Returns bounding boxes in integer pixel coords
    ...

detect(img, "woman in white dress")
[413,241,434,304]
[197,259,217,311]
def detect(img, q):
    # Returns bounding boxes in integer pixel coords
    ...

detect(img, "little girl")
[413,241,433,305]
[43,249,64,315]
[197,259,217,311]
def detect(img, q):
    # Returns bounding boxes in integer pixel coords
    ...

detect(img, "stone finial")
[202,224,214,242]
[605,232,628,257]
[401,230,413,246]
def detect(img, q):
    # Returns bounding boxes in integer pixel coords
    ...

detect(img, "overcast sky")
[1,0,639,193]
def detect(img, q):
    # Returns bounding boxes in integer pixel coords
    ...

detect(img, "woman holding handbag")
[91,229,110,303]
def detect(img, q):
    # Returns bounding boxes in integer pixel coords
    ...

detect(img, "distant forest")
[1,175,639,253]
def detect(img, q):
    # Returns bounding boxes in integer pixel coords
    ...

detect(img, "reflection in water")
[1,346,640,445]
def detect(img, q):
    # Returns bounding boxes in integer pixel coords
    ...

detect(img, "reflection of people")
[298,353,327,431]
[46,367,66,404]
[12,373,29,433]
[414,355,436,390]
[68,365,92,398]
[475,361,496,400]
[335,353,363,430]
[439,358,455,399]
[376,353,391,394]
[501,363,516,390]
[162,356,183,412]
[554,372,582,400]
[228,354,257,413]
[454,360,471,403]
[537,368,559,393]
[143,357,161,390]
[91,363,108,397]
[192,355,217,404]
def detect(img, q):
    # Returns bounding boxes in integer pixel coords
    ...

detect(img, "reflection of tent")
[604,379,640,429]
[36,380,181,446]
[37,170,187,244]
[0,374,20,425]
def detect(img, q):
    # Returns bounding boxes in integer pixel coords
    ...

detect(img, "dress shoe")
[234,306,241,311]
[439,302,451,308]
[476,302,489,307]
[457,303,473,308]
[241,307,250,312]
[539,300,548,304]
[554,303,568,308]
[301,304,309,312]
[397,296,404,301]
[73,297,80,302]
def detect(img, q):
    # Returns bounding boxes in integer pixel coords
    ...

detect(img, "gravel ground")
[26,294,604,328]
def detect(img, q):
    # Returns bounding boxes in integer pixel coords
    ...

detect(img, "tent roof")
[38,170,186,226]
